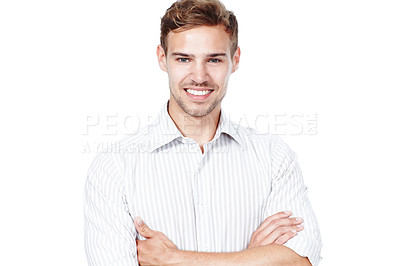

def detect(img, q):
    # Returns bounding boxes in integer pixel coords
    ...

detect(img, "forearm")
[171,244,311,266]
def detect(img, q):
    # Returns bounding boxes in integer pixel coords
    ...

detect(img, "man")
[84,0,322,265]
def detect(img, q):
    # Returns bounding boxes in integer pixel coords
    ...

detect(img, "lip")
[184,87,214,101]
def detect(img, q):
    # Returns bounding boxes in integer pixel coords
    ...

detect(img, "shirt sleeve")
[265,136,322,266]
[84,151,138,266]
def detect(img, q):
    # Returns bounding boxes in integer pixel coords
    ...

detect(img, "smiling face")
[157,25,240,118]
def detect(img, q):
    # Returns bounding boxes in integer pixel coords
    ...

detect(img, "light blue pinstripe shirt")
[84,102,322,265]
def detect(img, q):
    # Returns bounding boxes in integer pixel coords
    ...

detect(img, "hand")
[134,217,178,265]
[247,211,304,249]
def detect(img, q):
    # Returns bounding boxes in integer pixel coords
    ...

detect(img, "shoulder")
[232,121,286,153]
[110,125,154,154]
[86,125,152,182]
[232,122,297,166]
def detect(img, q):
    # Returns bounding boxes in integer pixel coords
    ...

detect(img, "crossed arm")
[164,246,311,266]
[133,212,311,266]
[84,139,321,265]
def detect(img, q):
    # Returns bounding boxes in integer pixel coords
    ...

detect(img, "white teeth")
[186,89,211,96]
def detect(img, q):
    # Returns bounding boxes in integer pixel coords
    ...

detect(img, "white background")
[1,0,399,265]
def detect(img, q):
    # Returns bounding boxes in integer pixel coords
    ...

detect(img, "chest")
[126,146,271,251]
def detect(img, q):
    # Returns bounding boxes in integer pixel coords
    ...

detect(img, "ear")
[156,44,168,72]
[231,46,241,74]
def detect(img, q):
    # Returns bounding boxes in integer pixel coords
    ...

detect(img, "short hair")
[160,0,239,58]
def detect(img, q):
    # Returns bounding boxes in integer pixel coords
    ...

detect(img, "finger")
[134,216,156,238]
[275,224,304,245]
[136,239,141,251]
[261,224,304,245]
[274,229,298,245]
[254,211,292,235]
[254,217,303,242]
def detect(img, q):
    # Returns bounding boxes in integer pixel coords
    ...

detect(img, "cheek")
[213,69,231,87]
[167,66,188,86]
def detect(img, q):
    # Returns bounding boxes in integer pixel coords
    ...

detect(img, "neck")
[167,100,221,151]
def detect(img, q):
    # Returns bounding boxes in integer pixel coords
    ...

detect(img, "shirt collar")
[148,101,243,153]
[214,107,243,147]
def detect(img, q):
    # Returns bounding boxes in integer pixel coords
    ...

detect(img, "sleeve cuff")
[284,240,322,266]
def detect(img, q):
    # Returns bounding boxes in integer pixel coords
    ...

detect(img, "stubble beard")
[170,83,226,118]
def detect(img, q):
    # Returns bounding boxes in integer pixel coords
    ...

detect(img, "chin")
[183,108,209,117]
[187,104,219,117]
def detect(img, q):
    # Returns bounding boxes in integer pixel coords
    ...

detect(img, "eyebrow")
[208,53,228,57]
[171,52,227,58]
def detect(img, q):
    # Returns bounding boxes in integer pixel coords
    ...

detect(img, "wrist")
[169,248,185,265]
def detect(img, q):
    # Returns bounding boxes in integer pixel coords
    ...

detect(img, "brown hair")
[160,0,238,58]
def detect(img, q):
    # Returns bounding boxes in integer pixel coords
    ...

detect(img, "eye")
[177,58,190,63]
[209,58,221,63]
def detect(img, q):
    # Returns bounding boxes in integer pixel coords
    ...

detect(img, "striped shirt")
[84,101,322,266]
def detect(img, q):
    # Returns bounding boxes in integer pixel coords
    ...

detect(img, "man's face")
[157,25,240,118]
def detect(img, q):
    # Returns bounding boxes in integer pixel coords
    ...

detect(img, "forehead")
[167,25,231,55]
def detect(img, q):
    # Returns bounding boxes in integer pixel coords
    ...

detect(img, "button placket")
[194,153,210,252]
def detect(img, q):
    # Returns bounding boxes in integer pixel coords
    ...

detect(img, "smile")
[185,89,212,96]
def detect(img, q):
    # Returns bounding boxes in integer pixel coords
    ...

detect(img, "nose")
[190,61,208,84]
